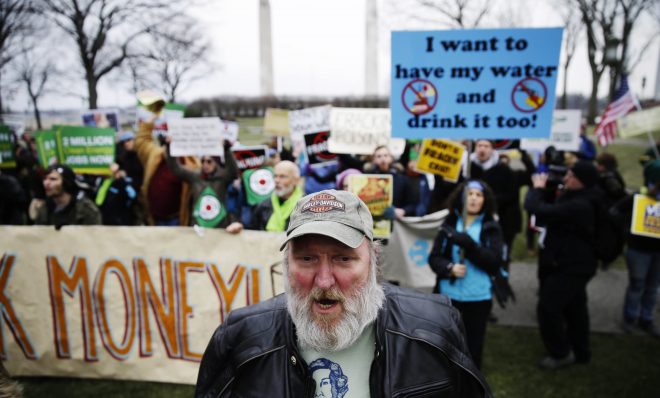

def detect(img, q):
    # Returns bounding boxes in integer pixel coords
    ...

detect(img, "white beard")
[285,266,385,352]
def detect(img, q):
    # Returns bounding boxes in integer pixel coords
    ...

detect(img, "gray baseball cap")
[280,189,373,251]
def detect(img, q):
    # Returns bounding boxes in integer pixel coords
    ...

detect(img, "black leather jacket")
[195,284,492,397]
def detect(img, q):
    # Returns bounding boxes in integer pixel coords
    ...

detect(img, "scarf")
[266,186,303,232]
[470,150,499,171]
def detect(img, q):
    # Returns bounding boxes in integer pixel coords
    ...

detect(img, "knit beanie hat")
[570,160,598,188]
[46,164,78,194]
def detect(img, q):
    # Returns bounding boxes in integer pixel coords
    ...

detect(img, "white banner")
[520,109,581,152]
[381,210,448,290]
[1,226,285,384]
[618,106,660,138]
[168,117,224,157]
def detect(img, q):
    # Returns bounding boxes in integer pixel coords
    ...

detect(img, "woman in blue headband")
[428,179,505,369]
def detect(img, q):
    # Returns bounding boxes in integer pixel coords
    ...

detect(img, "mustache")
[309,287,346,303]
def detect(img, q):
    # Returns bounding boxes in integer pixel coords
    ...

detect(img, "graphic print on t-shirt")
[309,358,349,398]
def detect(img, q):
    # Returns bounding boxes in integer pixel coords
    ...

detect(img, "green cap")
[280,190,373,251]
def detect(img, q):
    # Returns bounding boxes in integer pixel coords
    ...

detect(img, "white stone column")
[259,0,274,96]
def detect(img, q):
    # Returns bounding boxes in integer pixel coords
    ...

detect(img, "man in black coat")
[524,160,599,369]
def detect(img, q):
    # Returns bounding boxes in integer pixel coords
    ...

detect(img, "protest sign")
[167,117,224,157]
[35,130,58,168]
[303,131,337,166]
[520,109,581,152]
[630,194,660,239]
[391,27,562,139]
[618,106,660,138]
[220,119,240,144]
[328,108,393,155]
[242,167,275,205]
[263,108,290,136]
[289,105,331,138]
[0,125,15,168]
[416,139,465,182]
[381,210,448,290]
[232,145,269,171]
[136,102,186,136]
[82,108,120,132]
[348,174,393,239]
[0,226,285,384]
[55,126,115,175]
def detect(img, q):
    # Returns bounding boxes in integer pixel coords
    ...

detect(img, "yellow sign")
[631,194,660,239]
[416,139,465,182]
[263,108,290,136]
[347,174,393,239]
[618,106,660,138]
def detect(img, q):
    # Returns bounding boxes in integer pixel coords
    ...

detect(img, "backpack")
[592,199,625,264]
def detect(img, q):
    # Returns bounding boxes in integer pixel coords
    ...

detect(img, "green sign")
[35,130,58,169]
[0,125,16,168]
[55,126,115,175]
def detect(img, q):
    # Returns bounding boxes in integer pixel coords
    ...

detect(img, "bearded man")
[248,160,303,231]
[195,190,491,397]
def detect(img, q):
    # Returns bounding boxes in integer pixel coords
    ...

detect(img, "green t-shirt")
[301,323,375,398]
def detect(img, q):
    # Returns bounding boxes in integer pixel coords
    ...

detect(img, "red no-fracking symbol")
[401,79,438,115]
[313,131,336,161]
[511,77,547,113]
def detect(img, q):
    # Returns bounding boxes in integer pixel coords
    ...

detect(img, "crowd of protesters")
[1,114,659,372]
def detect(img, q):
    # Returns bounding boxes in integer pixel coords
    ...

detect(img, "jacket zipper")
[386,329,491,397]
[215,345,287,398]
[392,378,452,397]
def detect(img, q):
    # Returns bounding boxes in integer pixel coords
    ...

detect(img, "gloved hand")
[442,224,476,249]
[382,206,395,220]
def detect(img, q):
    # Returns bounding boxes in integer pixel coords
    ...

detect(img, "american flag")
[594,75,639,146]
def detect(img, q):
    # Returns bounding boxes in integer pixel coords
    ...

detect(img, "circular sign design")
[511,77,547,113]
[401,79,438,115]
[313,131,336,161]
[249,169,275,196]
[198,195,222,221]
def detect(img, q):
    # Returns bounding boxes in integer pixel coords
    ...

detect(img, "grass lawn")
[16,324,660,397]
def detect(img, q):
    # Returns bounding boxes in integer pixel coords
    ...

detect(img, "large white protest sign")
[168,117,224,157]
[328,108,392,155]
[1,226,284,385]
[520,109,581,152]
[289,105,331,138]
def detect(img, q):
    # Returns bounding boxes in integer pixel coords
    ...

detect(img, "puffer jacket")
[195,284,492,398]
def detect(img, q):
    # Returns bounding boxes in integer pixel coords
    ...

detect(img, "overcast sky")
[8,0,660,111]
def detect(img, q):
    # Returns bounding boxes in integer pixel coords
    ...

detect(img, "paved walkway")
[493,262,660,334]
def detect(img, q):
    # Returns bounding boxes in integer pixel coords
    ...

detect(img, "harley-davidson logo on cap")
[301,193,346,213]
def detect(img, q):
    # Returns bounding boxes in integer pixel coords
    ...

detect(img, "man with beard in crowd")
[195,189,491,397]
[248,160,303,231]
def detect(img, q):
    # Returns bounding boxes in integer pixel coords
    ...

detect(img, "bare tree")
[573,0,655,122]
[16,51,55,130]
[386,0,492,28]
[560,2,583,109]
[40,0,191,109]
[141,20,212,102]
[0,0,37,115]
